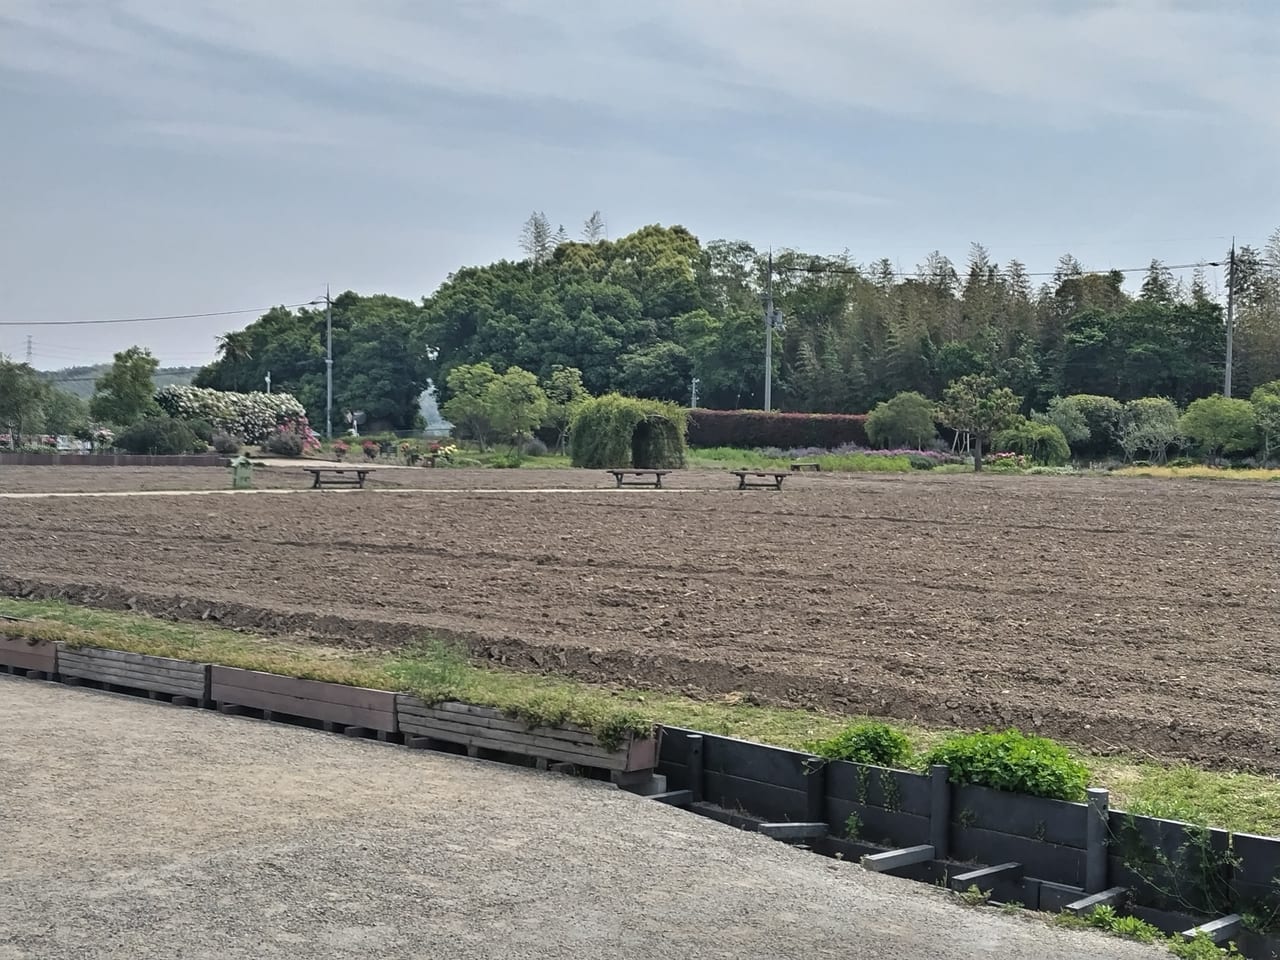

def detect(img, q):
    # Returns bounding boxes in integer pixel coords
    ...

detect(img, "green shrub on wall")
[570,393,687,469]
[922,729,1090,802]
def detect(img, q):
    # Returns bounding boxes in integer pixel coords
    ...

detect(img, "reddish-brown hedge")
[686,409,869,449]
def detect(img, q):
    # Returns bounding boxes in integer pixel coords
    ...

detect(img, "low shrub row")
[687,409,869,450]
[805,723,1090,802]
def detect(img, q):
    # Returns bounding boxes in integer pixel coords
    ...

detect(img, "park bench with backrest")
[731,470,787,491]
[304,467,375,489]
[607,470,670,489]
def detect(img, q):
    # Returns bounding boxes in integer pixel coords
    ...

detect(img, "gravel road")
[0,678,1162,960]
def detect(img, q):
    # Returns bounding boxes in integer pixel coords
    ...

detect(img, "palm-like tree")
[215,332,253,362]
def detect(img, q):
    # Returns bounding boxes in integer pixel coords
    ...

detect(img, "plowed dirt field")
[2,467,1276,770]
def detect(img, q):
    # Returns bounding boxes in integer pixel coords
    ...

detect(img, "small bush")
[866,391,938,449]
[906,453,936,470]
[489,452,524,468]
[211,432,242,455]
[182,418,215,444]
[994,419,1071,465]
[522,436,549,457]
[922,729,1090,802]
[263,429,304,457]
[115,417,204,455]
[804,721,913,768]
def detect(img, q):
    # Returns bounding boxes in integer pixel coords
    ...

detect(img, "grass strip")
[2,597,1276,836]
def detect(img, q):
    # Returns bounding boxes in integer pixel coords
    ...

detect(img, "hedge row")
[686,409,869,449]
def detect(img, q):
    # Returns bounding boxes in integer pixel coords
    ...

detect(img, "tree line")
[190,223,1280,432]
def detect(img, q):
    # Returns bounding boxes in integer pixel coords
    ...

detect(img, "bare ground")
[0,466,1276,771]
[0,677,1165,960]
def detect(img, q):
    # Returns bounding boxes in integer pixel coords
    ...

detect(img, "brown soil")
[2,467,1277,771]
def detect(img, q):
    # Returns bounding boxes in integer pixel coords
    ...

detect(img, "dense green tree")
[543,365,590,452]
[938,375,1022,471]
[1032,396,1090,449]
[1118,397,1181,463]
[866,391,937,448]
[993,419,1071,466]
[90,346,159,426]
[1180,395,1257,462]
[440,362,500,449]
[197,293,430,430]
[486,367,548,449]
[42,388,88,436]
[0,357,49,445]
[1250,381,1280,463]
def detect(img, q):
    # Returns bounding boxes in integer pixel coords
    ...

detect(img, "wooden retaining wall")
[0,453,226,467]
[397,697,658,772]
[0,634,58,674]
[56,645,209,703]
[209,666,398,735]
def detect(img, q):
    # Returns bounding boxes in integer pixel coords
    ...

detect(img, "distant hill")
[40,365,202,400]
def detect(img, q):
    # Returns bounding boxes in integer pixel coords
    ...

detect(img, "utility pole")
[690,377,700,408]
[325,285,333,440]
[1224,240,1236,398]
[265,371,272,394]
[25,336,32,364]
[763,251,783,412]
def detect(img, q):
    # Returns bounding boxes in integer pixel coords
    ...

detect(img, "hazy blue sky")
[2,0,1277,368]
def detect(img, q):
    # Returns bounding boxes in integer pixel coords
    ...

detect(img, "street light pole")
[325,285,333,440]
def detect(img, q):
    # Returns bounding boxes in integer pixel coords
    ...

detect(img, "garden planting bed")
[0,468,1276,773]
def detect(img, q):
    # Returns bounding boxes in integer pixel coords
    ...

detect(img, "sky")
[2,0,1277,369]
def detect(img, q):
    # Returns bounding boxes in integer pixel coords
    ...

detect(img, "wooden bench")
[304,467,374,489]
[607,470,670,489]
[790,461,821,472]
[57,644,210,706]
[731,470,787,490]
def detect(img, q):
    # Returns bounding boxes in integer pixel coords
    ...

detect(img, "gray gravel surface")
[0,678,1163,960]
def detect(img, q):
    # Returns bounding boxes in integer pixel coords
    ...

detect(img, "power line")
[0,302,313,327]
[772,259,1215,279]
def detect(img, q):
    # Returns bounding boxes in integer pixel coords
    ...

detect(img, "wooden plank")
[701,771,806,823]
[213,685,395,732]
[702,735,809,791]
[398,716,636,771]
[210,667,394,712]
[862,845,935,873]
[1180,915,1243,945]
[0,636,58,672]
[57,652,205,682]
[56,662,205,698]
[952,783,1088,848]
[949,863,1023,892]
[399,699,600,746]
[826,761,932,816]
[951,825,1085,888]
[651,790,693,807]
[1066,887,1129,916]
[759,822,827,841]
[400,726,633,771]
[57,646,204,672]
[826,798,930,849]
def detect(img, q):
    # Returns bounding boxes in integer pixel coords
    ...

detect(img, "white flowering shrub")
[155,386,308,444]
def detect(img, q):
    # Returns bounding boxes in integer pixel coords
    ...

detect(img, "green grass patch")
[688,446,913,473]
[2,597,1276,836]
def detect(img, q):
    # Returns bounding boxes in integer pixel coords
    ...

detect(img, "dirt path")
[1,468,1276,771]
[0,678,1162,960]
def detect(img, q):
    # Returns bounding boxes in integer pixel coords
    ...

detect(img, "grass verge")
[688,446,915,472]
[1116,464,1280,482]
[2,597,1276,836]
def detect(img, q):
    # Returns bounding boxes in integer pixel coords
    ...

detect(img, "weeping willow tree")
[570,393,687,469]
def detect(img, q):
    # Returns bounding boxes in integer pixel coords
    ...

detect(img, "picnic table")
[730,470,787,491]
[790,461,821,472]
[304,467,375,489]
[607,470,670,489]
